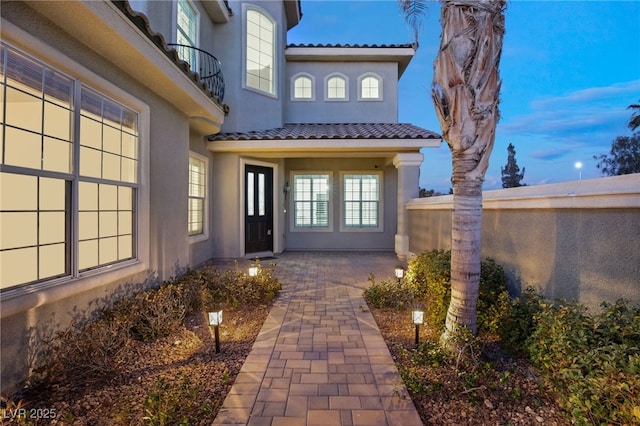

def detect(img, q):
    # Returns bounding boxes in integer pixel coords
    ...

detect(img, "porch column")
[393,153,424,260]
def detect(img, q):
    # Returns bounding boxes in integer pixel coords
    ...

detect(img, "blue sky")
[287,0,640,192]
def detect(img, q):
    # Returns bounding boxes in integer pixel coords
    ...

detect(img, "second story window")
[291,74,314,100]
[176,0,199,65]
[246,8,275,95]
[358,73,382,100]
[325,74,348,101]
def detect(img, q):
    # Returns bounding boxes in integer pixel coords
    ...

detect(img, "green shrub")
[405,250,451,329]
[527,299,640,425]
[363,273,416,309]
[143,375,212,426]
[404,250,508,333]
[494,287,542,354]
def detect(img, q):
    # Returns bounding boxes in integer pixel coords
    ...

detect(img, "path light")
[248,263,259,277]
[394,265,405,284]
[208,310,223,353]
[412,310,424,345]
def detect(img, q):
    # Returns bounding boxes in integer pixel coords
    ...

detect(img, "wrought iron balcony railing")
[168,43,225,101]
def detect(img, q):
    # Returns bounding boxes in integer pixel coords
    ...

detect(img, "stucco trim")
[207,138,440,155]
[407,175,640,210]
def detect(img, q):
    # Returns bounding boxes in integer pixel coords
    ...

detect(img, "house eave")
[285,46,416,77]
[18,0,224,134]
[206,138,441,157]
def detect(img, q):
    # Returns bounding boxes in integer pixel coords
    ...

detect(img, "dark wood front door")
[245,165,273,254]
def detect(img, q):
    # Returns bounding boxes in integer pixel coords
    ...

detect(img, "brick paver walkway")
[211,252,422,426]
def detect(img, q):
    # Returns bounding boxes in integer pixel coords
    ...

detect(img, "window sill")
[0,260,147,319]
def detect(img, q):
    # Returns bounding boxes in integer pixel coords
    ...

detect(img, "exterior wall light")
[208,310,223,353]
[412,310,424,345]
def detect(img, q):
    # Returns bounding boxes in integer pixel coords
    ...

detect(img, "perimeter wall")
[407,174,640,310]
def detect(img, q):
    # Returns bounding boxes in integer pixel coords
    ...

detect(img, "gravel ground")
[12,303,570,425]
[370,308,570,426]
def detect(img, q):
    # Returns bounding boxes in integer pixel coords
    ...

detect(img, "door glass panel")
[247,172,254,216]
[258,173,265,216]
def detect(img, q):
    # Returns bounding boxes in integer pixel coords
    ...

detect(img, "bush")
[47,262,282,383]
[363,273,416,309]
[527,299,640,425]
[494,287,542,354]
[53,316,130,382]
[404,250,508,333]
[125,283,187,342]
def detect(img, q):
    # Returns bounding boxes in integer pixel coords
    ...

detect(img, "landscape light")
[394,265,405,283]
[412,310,424,345]
[248,263,259,277]
[208,310,223,353]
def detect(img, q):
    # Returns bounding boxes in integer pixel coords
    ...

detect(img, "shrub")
[494,287,542,354]
[527,299,640,425]
[363,273,416,309]
[52,316,130,382]
[126,283,187,342]
[405,250,508,332]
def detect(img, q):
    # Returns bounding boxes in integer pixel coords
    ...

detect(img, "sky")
[287,0,640,192]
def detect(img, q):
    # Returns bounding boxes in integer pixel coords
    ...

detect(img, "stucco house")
[0,0,440,392]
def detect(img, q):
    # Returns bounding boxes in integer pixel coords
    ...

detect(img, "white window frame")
[243,4,277,97]
[339,171,384,232]
[290,72,315,101]
[357,72,383,101]
[324,72,349,102]
[0,30,149,297]
[289,171,333,233]
[188,151,208,242]
[173,0,200,67]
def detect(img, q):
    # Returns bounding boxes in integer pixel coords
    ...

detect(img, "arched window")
[358,73,382,100]
[325,73,348,101]
[292,74,314,100]
[245,7,275,95]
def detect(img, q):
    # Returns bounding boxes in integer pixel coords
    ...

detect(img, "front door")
[245,165,273,254]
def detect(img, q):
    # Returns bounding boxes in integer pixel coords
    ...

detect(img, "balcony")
[168,44,225,101]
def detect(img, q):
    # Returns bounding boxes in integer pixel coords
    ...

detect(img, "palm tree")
[629,100,640,131]
[400,0,506,342]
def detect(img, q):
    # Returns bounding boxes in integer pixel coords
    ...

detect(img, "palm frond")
[398,0,429,46]
[628,100,640,131]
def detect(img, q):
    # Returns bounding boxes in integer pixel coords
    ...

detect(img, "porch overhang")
[206,138,440,158]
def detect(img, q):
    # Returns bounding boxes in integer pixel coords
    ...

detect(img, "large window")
[343,174,381,229]
[325,73,348,101]
[188,153,206,237]
[246,8,275,95]
[292,174,330,228]
[0,44,139,290]
[176,0,199,66]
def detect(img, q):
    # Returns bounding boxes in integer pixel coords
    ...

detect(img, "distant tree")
[628,100,640,131]
[419,188,448,197]
[500,143,526,188]
[593,133,640,176]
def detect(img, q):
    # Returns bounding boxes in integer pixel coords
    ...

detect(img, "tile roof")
[287,43,416,49]
[208,123,440,141]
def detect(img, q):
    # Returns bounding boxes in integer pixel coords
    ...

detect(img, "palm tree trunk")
[431,0,506,341]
